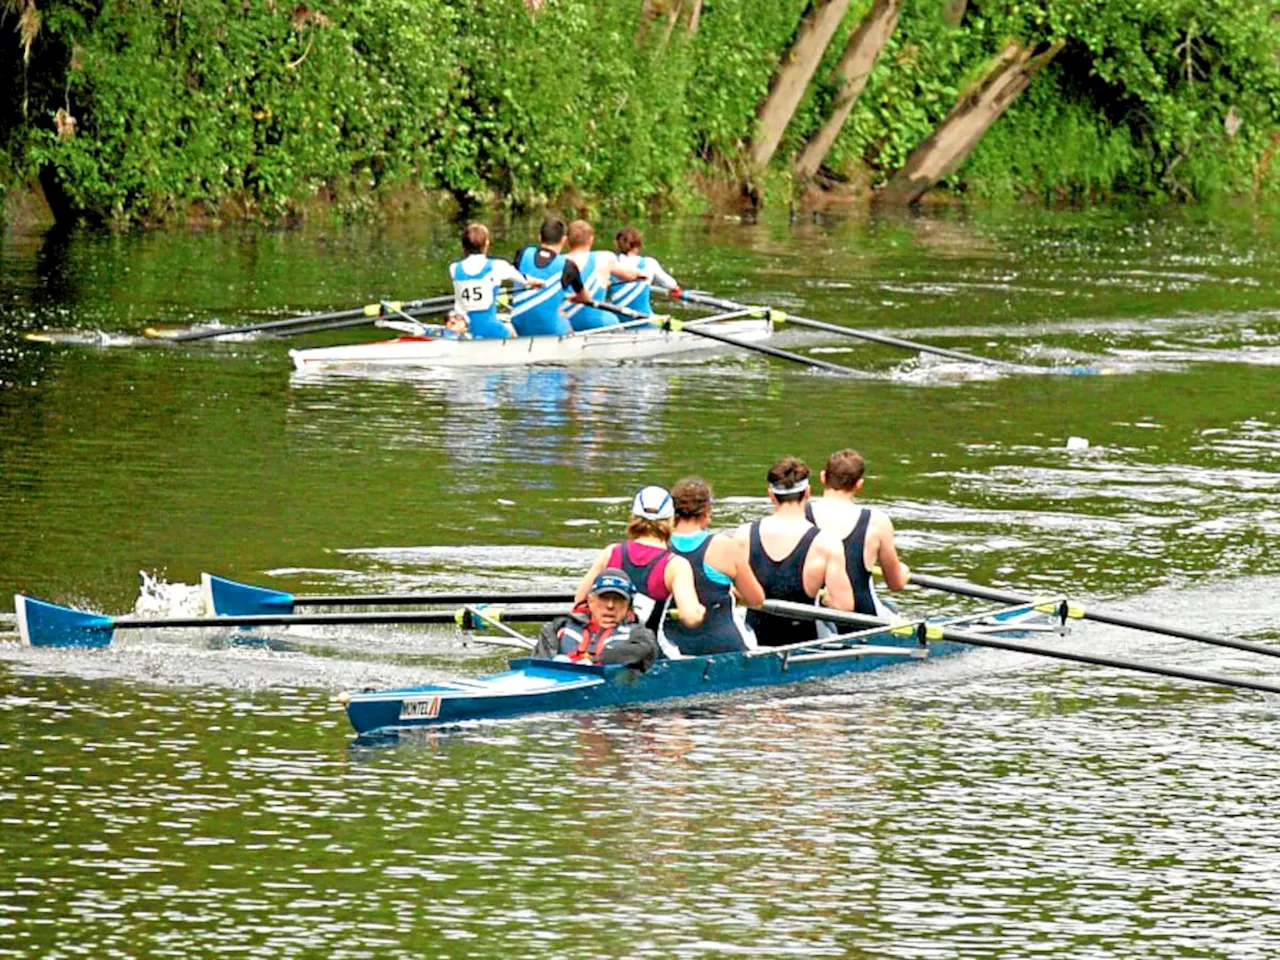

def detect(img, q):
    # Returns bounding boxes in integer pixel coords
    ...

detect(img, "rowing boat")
[288,314,772,371]
[340,602,1062,735]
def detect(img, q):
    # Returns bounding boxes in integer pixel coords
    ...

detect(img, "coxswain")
[533,568,659,670]
[609,226,681,315]
[806,449,909,616]
[510,216,573,337]
[733,456,853,647]
[658,476,765,657]
[575,485,705,631]
[448,223,541,339]
[561,220,648,331]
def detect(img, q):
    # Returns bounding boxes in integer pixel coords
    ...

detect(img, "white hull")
[288,318,771,371]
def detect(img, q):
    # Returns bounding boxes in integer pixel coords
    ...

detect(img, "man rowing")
[806,449,910,616]
[533,568,659,670]
[561,220,649,331]
[575,485,705,631]
[609,227,681,316]
[658,476,764,657]
[733,456,853,648]
[449,223,542,339]
[510,216,573,337]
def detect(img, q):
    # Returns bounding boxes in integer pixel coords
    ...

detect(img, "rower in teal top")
[449,223,542,339]
[609,226,682,316]
[561,220,649,331]
[510,216,572,337]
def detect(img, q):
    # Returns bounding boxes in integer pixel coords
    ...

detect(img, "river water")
[1,207,1278,957]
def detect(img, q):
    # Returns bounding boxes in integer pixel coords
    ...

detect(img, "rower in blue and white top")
[510,216,572,337]
[609,226,681,315]
[561,220,649,331]
[449,223,542,340]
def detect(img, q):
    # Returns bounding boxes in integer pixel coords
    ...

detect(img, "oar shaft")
[588,298,863,376]
[113,607,569,630]
[683,291,1021,369]
[168,296,453,342]
[293,592,574,607]
[906,572,1280,660]
[759,600,1280,697]
[275,304,452,339]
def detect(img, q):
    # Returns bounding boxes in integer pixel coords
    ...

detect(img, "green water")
[1,207,1278,957]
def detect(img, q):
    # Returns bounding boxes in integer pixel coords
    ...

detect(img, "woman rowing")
[733,456,853,647]
[575,485,705,632]
[806,448,910,616]
[658,476,765,657]
[608,227,681,316]
[449,223,542,339]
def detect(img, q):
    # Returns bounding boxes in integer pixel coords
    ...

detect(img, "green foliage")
[3,0,1279,226]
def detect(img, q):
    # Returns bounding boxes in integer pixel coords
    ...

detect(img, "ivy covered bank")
[3,0,1279,227]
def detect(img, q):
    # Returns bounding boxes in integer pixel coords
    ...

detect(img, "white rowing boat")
[288,313,772,371]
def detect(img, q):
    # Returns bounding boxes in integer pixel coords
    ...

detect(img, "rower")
[575,485,705,632]
[658,476,765,657]
[806,448,909,616]
[561,220,648,331]
[448,223,541,339]
[510,217,573,337]
[733,456,853,648]
[533,568,659,670]
[609,227,681,315]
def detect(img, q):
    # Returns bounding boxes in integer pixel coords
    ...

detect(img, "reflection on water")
[2,207,1280,957]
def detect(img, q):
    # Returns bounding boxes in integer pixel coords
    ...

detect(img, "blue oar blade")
[15,595,115,648]
[201,573,295,616]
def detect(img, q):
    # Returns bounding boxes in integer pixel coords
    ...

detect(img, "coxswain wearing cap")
[733,456,853,647]
[560,220,648,331]
[608,227,681,316]
[575,485,705,632]
[658,477,765,657]
[806,449,909,616]
[532,568,659,670]
[510,216,573,337]
[448,223,542,339]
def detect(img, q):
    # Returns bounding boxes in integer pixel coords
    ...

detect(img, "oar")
[15,593,570,648]
[680,290,1026,369]
[587,299,867,377]
[202,573,573,616]
[900,572,1280,661]
[273,303,453,339]
[146,295,453,342]
[758,599,1280,697]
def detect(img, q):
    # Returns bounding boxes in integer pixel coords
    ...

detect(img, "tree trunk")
[748,0,852,172]
[941,0,968,28]
[792,0,901,183]
[877,39,1064,207]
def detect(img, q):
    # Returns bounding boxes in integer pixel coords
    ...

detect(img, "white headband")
[769,477,810,495]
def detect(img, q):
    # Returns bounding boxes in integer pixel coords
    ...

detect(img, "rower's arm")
[666,556,706,628]
[574,546,614,604]
[871,513,910,591]
[817,533,855,611]
[716,535,765,607]
[494,258,543,289]
[646,257,679,291]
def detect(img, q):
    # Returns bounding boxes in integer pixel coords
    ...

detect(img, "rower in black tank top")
[806,502,877,614]
[745,519,822,647]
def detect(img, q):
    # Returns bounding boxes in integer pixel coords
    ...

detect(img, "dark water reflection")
[2,206,1279,956]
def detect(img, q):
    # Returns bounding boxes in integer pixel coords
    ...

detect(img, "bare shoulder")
[814,529,846,558]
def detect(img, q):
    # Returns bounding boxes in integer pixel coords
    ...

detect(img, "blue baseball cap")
[590,568,636,599]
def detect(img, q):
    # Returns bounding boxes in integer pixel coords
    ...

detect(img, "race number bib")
[454,279,494,311]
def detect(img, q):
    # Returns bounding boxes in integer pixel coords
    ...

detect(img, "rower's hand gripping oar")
[585,297,868,378]
[758,599,1280,697]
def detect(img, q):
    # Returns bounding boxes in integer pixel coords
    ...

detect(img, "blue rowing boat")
[340,601,1062,735]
